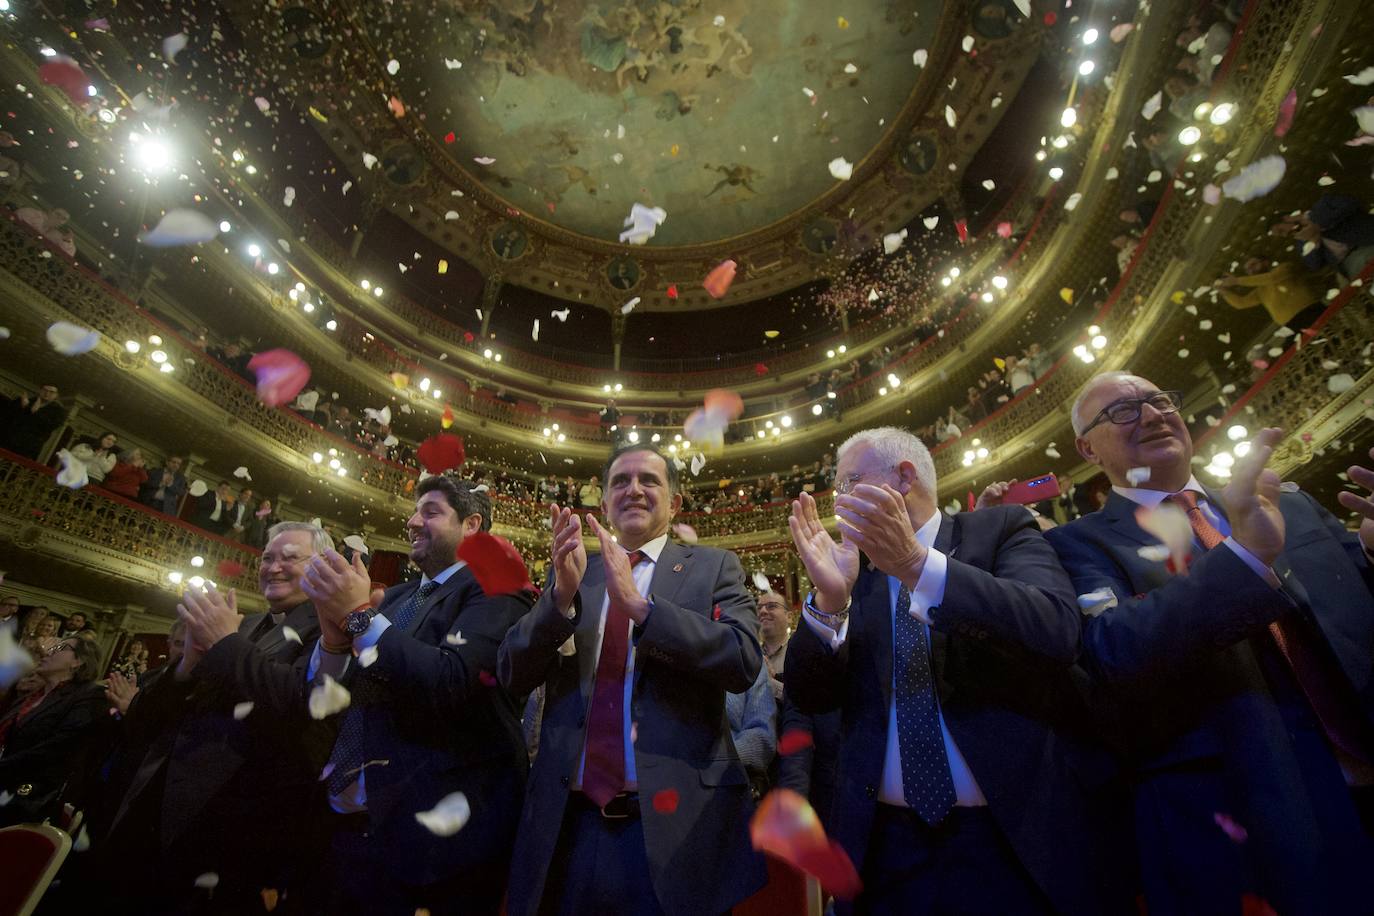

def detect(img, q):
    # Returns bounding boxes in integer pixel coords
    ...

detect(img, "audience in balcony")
[14,204,76,257]
[578,475,602,507]
[138,455,188,516]
[244,498,279,548]
[0,594,18,638]
[209,340,253,381]
[1289,193,1374,280]
[1025,341,1053,378]
[69,431,119,484]
[103,447,149,500]
[190,481,236,535]
[0,382,63,460]
[112,638,150,680]
[0,635,105,827]
[1005,354,1035,394]
[226,487,256,541]
[1217,256,1325,331]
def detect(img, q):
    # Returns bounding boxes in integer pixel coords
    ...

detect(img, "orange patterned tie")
[1168,491,1371,765]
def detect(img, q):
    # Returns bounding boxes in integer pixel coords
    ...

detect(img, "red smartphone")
[1002,473,1061,506]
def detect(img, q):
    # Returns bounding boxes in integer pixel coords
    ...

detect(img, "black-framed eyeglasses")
[45,641,75,657]
[1081,390,1183,436]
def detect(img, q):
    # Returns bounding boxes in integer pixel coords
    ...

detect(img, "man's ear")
[1075,436,1102,467]
[463,514,484,537]
[894,460,918,495]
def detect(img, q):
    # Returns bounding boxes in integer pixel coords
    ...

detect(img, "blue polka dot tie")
[893,583,956,824]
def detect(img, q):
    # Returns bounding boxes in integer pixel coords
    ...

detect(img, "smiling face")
[1075,374,1193,491]
[406,490,479,577]
[99,434,117,450]
[757,592,790,641]
[258,529,317,611]
[602,448,681,551]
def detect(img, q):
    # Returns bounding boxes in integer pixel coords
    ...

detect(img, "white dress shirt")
[310,560,466,812]
[1112,477,1279,586]
[572,532,668,791]
[802,512,987,808]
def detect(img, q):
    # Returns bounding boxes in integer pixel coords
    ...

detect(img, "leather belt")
[575,791,640,819]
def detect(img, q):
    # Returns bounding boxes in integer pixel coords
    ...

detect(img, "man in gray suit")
[499,443,767,916]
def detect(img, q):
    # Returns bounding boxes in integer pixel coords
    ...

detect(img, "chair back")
[0,823,71,916]
[732,854,824,916]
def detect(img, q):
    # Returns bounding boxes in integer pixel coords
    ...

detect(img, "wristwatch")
[343,606,377,637]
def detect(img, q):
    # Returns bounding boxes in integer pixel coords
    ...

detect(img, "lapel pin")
[673,563,684,573]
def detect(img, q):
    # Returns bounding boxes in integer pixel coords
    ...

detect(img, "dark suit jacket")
[498,539,767,916]
[189,493,232,534]
[787,506,1125,916]
[109,602,324,881]
[1046,488,1374,916]
[0,397,63,460]
[0,681,107,825]
[199,567,534,890]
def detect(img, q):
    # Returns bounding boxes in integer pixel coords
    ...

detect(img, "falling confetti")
[308,675,351,719]
[386,59,400,75]
[1076,589,1118,617]
[1125,467,1152,486]
[751,789,861,898]
[456,531,533,596]
[619,203,667,245]
[248,349,311,407]
[652,789,681,814]
[162,32,189,63]
[417,433,467,473]
[752,571,771,591]
[703,260,737,299]
[827,157,854,181]
[1221,156,1286,202]
[233,702,254,720]
[415,792,471,836]
[0,628,35,690]
[47,322,100,356]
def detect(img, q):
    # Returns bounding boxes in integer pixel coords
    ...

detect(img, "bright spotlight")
[1048,166,1064,180]
[1082,28,1099,45]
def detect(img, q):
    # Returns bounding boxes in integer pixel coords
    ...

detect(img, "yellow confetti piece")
[389,371,410,388]
[764,330,779,338]
[837,16,849,28]
[1170,290,1186,304]
[438,259,448,274]
[670,144,680,157]
[308,106,329,123]
[1059,288,1074,304]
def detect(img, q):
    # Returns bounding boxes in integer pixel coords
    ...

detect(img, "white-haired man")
[786,426,1126,914]
[1046,371,1374,915]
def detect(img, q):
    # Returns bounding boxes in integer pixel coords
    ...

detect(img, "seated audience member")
[1217,256,1325,331]
[70,430,119,483]
[1046,371,1374,915]
[728,662,778,799]
[90,522,332,915]
[139,455,188,515]
[25,613,61,655]
[0,383,63,460]
[60,611,91,639]
[786,426,1128,914]
[0,636,106,826]
[104,447,150,499]
[210,340,253,380]
[112,639,149,680]
[190,481,235,535]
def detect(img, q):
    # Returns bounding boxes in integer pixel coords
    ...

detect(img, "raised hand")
[178,583,243,653]
[550,504,588,613]
[835,484,928,587]
[1336,444,1374,556]
[1221,427,1286,566]
[105,670,139,716]
[586,515,650,624]
[975,480,1018,510]
[302,550,372,628]
[788,491,859,615]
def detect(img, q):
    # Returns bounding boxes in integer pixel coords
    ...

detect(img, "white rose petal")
[46,321,101,356]
[828,157,854,181]
[233,701,254,720]
[358,645,380,668]
[1077,588,1118,617]
[1125,467,1152,486]
[752,571,771,592]
[281,626,302,645]
[308,675,351,719]
[415,791,471,836]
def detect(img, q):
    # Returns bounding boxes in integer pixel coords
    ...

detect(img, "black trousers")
[853,805,1051,916]
[539,794,666,916]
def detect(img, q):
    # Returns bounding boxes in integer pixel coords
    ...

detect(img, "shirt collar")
[1112,475,1206,509]
[629,532,669,564]
[270,611,286,625]
[420,560,467,588]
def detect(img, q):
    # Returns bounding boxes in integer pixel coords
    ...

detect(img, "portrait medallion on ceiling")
[375,0,942,247]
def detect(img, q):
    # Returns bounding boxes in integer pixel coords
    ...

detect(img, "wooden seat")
[0,823,72,916]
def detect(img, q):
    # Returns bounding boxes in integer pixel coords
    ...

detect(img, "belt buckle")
[599,794,631,819]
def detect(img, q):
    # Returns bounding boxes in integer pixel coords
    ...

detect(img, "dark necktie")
[1168,491,1371,765]
[581,550,647,807]
[326,579,439,796]
[893,582,957,824]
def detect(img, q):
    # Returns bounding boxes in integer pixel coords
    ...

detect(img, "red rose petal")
[416,433,466,474]
[703,260,737,299]
[478,670,498,687]
[39,57,89,106]
[996,221,1013,239]
[778,730,815,756]
[1213,812,1249,843]
[216,559,246,578]
[666,284,679,299]
[754,362,769,376]
[1242,895,1278,916]
[247,349,311,407]
[703,388,745,420]
[1043,11,1057,25]
[652,788,680,814]
[444,131,456,144]
[955,218,969,243]
[1273,89,1297,138]
[751,788,861,899]
[455,530,533,596]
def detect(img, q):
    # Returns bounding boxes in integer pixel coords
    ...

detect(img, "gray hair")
[837,427,937,496]
[1070,371,1138,436]
[265,521,335,555]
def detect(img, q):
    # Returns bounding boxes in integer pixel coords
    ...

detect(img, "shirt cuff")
[1223,537,1281,588]
[353,614,391,652]
[908,548,949,625]
[801,607,849,650]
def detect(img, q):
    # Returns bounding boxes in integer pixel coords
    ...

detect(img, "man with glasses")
[92,522,330,914]
[786,426,1125,914]
[1047,371,1374,914]
[756,591,791,701]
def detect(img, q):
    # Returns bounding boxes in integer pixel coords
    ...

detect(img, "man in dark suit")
[786,426,1126,915]
[498,443,766,916]
[264,476,534,915]
[92,521,330,914]
[190,481,235,535]
[139,455,188,516]
[0,382,63,460]
[1046,372,1374,916]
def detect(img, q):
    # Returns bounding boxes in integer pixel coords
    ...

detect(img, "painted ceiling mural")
[377,0,942,246]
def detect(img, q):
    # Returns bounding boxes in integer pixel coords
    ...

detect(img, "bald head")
[1073,373,1193,492]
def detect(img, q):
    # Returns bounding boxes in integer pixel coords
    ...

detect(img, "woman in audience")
[245,498,279,548]
[70,430,119,483]
[112,639,149,680]
[103,447,149,499]
[0,636,106,826]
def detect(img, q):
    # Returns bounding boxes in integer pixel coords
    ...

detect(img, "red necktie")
[582,550,647,807]
[1169,492,1371,764]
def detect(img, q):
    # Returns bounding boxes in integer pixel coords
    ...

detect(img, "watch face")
[344,610,371,636]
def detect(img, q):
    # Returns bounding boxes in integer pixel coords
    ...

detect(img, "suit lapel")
[648,541,691,610]
[409,573,461,637]
[576,558,608,703]
[929,515,957,688]
[1102,490,1161,548]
